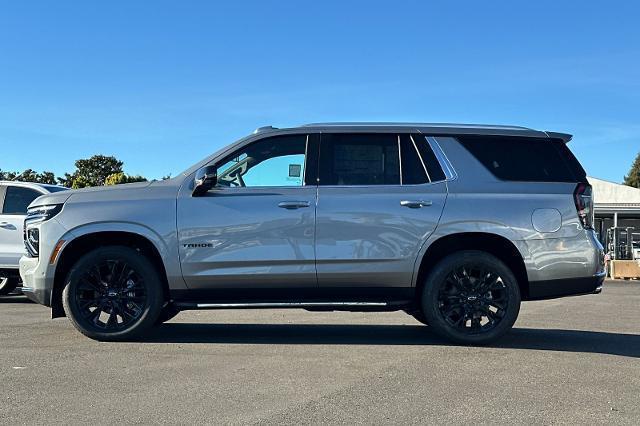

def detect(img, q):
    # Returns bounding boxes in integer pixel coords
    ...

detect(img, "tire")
[156,305,180,324]
[421,250,521,345]
[62,246,164,341]
[0,272,18,296]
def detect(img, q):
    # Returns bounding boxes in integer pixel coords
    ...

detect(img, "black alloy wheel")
[437,265,509,333]
[73,260,147,330]
[422,251,521,345]
[63,246,163,341]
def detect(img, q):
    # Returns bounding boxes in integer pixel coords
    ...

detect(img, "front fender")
[56,221,185,290]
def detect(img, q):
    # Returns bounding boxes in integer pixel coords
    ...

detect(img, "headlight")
[24,204,63,257]
[26,204,63,222]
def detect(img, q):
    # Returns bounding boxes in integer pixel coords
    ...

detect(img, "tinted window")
[550,138,587,181]
[2,186,41,214]
[400,134,428,184]
[319,133,400,185]
[456,135,582,182]
[216,135,308,187]
[44,186,68,193]
[411,135,447,182]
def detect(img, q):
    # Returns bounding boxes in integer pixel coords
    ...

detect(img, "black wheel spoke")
[87,306,103,323]
[106,310,118,328]
[471,317,481,330]
[438,264,510,335]
[79,299,99,311]
[74,259,147,331]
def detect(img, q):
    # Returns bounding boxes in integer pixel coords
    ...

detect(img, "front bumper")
[19,256,53,307]
[527,271,605,301]
[21,285,52,306]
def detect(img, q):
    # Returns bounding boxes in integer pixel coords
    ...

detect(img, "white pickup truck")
[0,181,68,294]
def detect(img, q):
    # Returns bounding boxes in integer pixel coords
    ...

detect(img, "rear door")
[315,133,448,290]
[0,185,44,268]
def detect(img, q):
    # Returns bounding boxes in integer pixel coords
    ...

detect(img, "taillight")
[574,183,594,229]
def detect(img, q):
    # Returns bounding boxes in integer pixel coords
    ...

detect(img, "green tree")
[624,152,640,188]
[37,171,57,185]
[59,155,124,188]
[105,172,148,186]
[0,169,58,184]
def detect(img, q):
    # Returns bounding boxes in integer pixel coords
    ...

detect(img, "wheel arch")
[51,230,171,318]
[414,232,530,301]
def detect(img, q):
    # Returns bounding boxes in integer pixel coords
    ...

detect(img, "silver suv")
[19,123,605,344]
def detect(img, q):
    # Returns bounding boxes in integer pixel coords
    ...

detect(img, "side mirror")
[192,166,217,197]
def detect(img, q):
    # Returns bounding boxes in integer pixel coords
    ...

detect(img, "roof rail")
[253,125,278,134]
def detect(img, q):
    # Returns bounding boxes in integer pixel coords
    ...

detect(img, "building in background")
[589,177,640,260]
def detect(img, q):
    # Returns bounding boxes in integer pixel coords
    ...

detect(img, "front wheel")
[421,251,521,345]
[62,246,164,341]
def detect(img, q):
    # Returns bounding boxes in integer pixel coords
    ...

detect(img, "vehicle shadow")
[144,323,640,358]
[0,294,32,303]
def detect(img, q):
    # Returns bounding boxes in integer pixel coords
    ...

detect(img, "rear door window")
[400,134,429,184]
[319,133,400,185]
[411,135,447,182]
[456,135,584,182]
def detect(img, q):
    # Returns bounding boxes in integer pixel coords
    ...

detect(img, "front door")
[315,133,448,290]
[177,133,319,292]
[0,185,44,269]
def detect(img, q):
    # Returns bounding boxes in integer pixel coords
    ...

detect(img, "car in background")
[0,181,68,295]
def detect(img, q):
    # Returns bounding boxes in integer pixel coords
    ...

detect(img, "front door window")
[216,135,308,188]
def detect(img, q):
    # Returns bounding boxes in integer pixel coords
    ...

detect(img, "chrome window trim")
[409,134,432,183]
[397,135,403,186]
[426,136,458,181]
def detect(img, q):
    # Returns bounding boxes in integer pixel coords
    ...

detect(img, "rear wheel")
[62,246,164,341]
[0,272,18,296]
[421,251,521,345]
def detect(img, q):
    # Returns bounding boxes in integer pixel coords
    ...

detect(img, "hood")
[29,181,154,208]
[69,180,153,194]
[30,190,74,208]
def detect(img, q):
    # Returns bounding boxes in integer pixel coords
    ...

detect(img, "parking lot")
[1,280,638,425]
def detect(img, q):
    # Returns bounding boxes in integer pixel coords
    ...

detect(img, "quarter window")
[2,186,41,214]
[456,135,584,182]
[216,135,309,187]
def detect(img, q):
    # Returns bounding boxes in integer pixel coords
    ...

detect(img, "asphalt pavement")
[1,280,639,425]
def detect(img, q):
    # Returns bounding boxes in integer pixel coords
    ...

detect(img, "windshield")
[44,185,69,193]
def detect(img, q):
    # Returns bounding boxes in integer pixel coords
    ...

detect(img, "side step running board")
[175,301,389,309]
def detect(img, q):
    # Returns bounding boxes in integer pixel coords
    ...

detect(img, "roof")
[255,122,572,142]
[0,180,67,192]
[588,176,640,214]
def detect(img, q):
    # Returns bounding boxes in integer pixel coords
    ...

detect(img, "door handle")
[400,200,433,208]
[0,221,14,229]
[278,201,311,210]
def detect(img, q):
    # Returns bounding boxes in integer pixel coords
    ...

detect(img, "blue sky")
[1,1,638,182]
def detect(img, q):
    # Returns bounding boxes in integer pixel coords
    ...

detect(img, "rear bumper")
[527,271,605,301]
